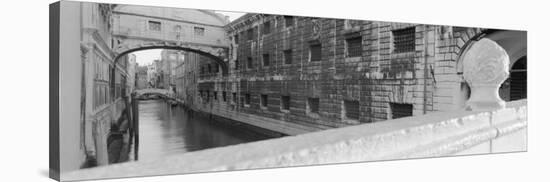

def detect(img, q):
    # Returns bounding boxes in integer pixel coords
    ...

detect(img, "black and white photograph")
[46,0,532,181]
[4,0,549,181]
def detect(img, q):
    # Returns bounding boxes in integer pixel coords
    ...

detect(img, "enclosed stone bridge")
[111,5,231,75]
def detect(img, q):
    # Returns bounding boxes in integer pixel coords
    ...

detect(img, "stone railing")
[62,99,526,181]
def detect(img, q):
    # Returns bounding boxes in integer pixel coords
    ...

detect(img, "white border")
[1,0,547,182]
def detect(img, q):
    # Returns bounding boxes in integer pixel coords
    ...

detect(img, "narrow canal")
[129,99,273,161]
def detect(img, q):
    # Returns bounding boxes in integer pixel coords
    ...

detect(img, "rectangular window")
[261,94,268,108]
[235,59,239,70]
[281,96,290,111]
[234,34,239,44]
[223,91,227,102]
[245,93,251,105]
[283,50,292,64]
[232,92,237,104]
[247,28,254,40]
[307,98,320,114]
[284,16,294,27]
[346,36,362,57]
[392,27,416,53]
[148,21,161,31]
[263,21,271,34]
[247,57,253,69]
[344,100,360,120]
[309,44,322,62]
[194,27,205,36]
[390,103,413,119]
[213,91,217,100]
[263,54,270,67]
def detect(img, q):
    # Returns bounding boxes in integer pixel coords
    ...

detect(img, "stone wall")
[188,14,486,134]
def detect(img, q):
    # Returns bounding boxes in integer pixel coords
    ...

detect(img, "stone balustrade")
[62,99,527,181]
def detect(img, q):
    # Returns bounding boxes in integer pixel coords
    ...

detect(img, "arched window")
[510,56,527,101]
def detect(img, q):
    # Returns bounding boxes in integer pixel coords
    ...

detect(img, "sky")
[133,11,245,66]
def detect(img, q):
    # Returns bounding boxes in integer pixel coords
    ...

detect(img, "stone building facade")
[178,13,527,134]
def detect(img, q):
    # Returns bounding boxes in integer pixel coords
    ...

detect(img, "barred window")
[281,96,290,110]
[346,36,362,57]
[247,28,254,40]
[263,54,270,67]
[263,21,271,35]
[261,94,268,108]
[284,49,292,64]
[309,44,322,62]
[308,97,320,114]
[148,21,161,31]
[392,27,416,53]
[390,103,413,119]
[344,100,360,120]
[194,27,205,36]
[247,57,253,69]
[245,93,251,105]
[284,16,294,27]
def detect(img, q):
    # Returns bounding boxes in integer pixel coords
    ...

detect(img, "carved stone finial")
[463,38,510,111]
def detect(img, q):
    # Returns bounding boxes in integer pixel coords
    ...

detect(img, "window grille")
[309,44,322,62]
[245,93,251,105]
[148,21,161,31]
[344,100,360,119]
[247,28,254,40]
[284,16,294,27]
[346,37,362,57]
[263,21,271,34]
[284,50,292,64]
[194,27,205,36]
[308,98,320,113]
[392,27,416,53]
[390,103,413,119]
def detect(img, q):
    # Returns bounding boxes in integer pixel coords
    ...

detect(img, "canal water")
[130,99,272,161]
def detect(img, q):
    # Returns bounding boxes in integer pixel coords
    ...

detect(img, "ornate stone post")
[463,38,510,111]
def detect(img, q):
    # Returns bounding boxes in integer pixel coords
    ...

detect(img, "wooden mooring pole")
[131,93,139,161]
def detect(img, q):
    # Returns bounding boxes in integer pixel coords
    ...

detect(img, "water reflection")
[134,100,271,161]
